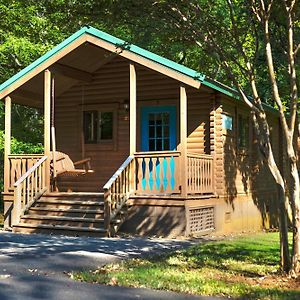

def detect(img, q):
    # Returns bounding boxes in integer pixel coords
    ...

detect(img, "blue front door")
[141,106,176,151]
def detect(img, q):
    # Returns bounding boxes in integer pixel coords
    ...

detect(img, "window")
[83,111,113,143]
[148,112,170,151]
[238,114,249,148]
[222,113,233,131]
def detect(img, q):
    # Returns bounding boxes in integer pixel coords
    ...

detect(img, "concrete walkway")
[0,231,219,300]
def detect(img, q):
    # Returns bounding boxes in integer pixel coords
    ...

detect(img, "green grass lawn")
[0,213,3,228]
[73,232,299,299]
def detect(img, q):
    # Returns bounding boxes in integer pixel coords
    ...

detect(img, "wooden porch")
[4,150,215,236]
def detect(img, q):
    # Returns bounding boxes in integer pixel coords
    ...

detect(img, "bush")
[0,130,43,213]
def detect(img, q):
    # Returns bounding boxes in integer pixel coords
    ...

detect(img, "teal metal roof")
[0,26,207,95]
[86,27,206,82]
[0,26,278,114]
[0,26,235,97]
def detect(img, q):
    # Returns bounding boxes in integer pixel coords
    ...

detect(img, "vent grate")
[189,206,215,234]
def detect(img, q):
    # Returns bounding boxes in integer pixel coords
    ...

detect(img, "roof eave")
[0,27,89,100]
[0,26,204,100]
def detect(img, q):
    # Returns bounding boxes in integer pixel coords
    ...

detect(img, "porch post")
[129,63,136,193]
[4,96,11,193]
[129,63,136,154]
[44,69,51,190]
[180,85,188,197]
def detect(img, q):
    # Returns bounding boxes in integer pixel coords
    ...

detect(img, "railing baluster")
[186,153,214,195]
[8,155,44,189]
[118,176,121,207]
[12,156,48,226]
[21,159,26,178]
[26,177,29,207]
[22,181,25,210]
[103,156,134,237]
[34,169,37,195]
[192,157,195,193]
[137,157,142,191]
[134,151,181,194]
[163,157,169,192]
[10,159,15,187]
[115,176,118,208]
[157,157,162,191]
[193,158,196,192]
[206,159,209,192]
[144,157,150,192]
[199,158,201,192]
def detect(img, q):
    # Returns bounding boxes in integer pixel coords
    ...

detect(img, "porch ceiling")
[10,43,115,108]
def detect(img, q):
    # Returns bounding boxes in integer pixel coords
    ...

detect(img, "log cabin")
[0,26,281,237]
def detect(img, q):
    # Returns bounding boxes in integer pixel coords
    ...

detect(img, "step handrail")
[103,155,134,190]
[103,155,134,236]
[14,156,47,187]
[12,156,48,226]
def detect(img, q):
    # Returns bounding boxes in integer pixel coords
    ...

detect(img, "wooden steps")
[13,223,107,237]
[12,192,112,237]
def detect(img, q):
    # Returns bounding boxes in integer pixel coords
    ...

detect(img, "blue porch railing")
[135,151,181,194]
[135,151,214,195]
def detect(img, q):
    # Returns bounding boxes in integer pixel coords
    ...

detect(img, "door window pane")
[156,118,162,126]
[149,139,155,151]
[149,126,155,138]
[156,126,162,138]
[156,139,162,151]
[147,111,171,151]
[164,126,169,137]
[164,139,170,151]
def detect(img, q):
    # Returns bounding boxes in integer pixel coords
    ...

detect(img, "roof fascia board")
[0,28,88,100]
[86,35,201,89]
[203,78,239,99]
[205,78,279,115]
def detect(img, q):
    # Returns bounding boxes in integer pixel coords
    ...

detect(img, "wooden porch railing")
[103,155,135,236]
[12,156,48,226]
[187,153,214,194]
[8,154,44,190]
[135,151,181,194]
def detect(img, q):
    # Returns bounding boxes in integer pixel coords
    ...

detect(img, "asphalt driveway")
[0,231,219,300]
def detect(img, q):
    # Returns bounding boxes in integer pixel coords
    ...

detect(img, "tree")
[1,0,299,276]
[115,0,300,275]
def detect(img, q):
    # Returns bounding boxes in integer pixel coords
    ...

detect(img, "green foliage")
[105,0,300,106]
[0,129,43,213]
[73,233,299,299]
[0,0,65,81]
[0,131,43,154]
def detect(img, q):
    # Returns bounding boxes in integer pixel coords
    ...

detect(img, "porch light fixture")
[123,99,130,112]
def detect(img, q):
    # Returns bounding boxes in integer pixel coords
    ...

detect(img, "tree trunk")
[277,183,292,273]
[252,114,291,272]
[290,159,300,276]
[266,146,291,272]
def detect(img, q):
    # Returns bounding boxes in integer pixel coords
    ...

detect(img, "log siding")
[55,57,213,191]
